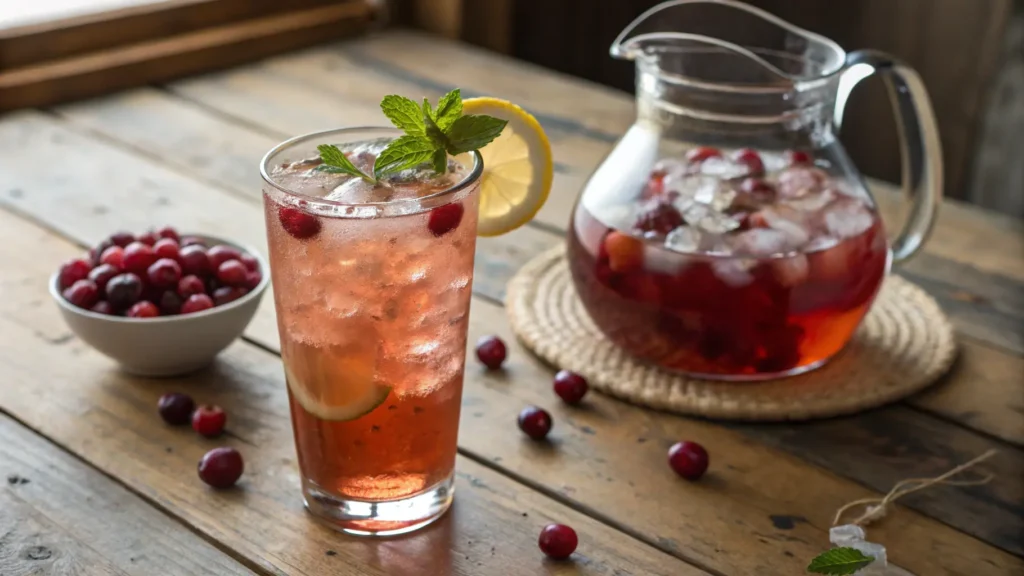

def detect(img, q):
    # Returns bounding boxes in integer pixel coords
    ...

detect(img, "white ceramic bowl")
[49,235,269,377]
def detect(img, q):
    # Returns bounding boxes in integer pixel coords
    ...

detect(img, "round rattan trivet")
[506,246,957,421]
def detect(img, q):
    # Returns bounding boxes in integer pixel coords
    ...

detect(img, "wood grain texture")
[0,210,707,576]
[1,115,1021,574]
[1,414,256,575]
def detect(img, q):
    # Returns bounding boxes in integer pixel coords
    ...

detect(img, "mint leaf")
[431,149,448,174]
[422,97,434,120]
[316,144,374,183]
[373,135,435,177]
[807,548,875,575]
[422,108,450,151]
[380,95,425,138]
[434,89,462,131]
[444,114,508,155]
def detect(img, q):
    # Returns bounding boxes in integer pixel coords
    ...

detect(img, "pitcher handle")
[834,50,943,264]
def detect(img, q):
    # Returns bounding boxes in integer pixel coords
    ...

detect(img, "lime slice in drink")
[285,356,391,421]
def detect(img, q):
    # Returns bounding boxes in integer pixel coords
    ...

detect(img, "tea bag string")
[833,449,997,527]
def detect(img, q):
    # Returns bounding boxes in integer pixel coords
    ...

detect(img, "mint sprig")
[316,144,374,183]
[807,547,875,575]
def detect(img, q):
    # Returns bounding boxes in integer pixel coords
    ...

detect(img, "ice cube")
[664,226,700,253]
[785,188,837,212]
[712,259,755,287]
[772,254,809,287]
[700,156,749,180]
[653,158,686,176]
[850,541,888,567]
[682,204,741,234]
[824,198,874,239]
[777,166,827,198]
[759,208,811,247]
[829,524,866,546]
[664,174,718,202]
[731,228,790,257]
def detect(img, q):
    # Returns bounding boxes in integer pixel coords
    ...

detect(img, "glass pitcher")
[567,0,942,380]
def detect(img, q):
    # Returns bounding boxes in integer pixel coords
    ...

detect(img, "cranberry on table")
[181,294,215,314]
[668,441,709,480]
[88,263,121,292]
[122,242,158,276]
[428,202,464,237]
[198,447,244,489]
[105,273,143,309]
[156,226,180,242]
[62,279,100,309]
[137,231,158,246]
[278,206,321,240]
[192,404,227,437]
[58,258,93,289]
[90,301,115,315]
[100,245,125,269]
[179,245,211,276]
[732,148,765,176]
[109,231,135,248]
[158,392,195,425]
[553,370,589,405]
[207,245,242,269]
[147,258,182,288]
[217,260,248,286]
[517,406,552,440]
[475,335,507,369]
[159,291,183,315]
[177,275,206,298]
[213,286,248,306]
[153,238,181,261]
[685,146,722,164]
[538,524,578,560]
[127,301,160,318]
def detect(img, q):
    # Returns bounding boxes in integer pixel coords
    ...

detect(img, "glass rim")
[259,126,483,210]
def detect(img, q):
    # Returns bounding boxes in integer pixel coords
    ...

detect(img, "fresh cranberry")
[213,286,248,306]
[180,236,206,248]
[62,279,99,309]
[58,258,92,289]
[87,263,120,292]
[122,242,157,276]
[517,406,552,440]
[192,404,227,437]
[207,245,242,270]
[197,447,243,489]
[633,199,683,236]
[475,336,507,369]
[181,294,215,314]
[147,258,182,289]
[179,245,211,276]
[156,226,180,242]
[244,271,262,290]
[177,275,206,298]
[217,260,248,286]
[105,273,143,309]
[685,146,722,164]
[90,301,114,315]
[99,246,125,269]
[90,239,113,266]
[278,206,321,240]
[159,291,183,315]
[427,202,464,237]
[239,253,259,272]
[127,301,159,318]
[137,231,158,246]
[153,238,180,261]
[788,149,813,165]
[158,392,195,425]
[668,441,709,480]
[538,524,577,560]
[109,232,135,248]
[553,371,589,404]
[732,148,765,176]
[604,232,644,273]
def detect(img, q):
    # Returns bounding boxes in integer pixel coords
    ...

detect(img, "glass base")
[302,474,454,537]
[664,355,832,382]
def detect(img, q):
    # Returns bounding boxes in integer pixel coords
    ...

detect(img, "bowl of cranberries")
[49,227,268,376]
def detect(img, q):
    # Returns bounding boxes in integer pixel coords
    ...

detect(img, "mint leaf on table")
[380,95,426,138]
[445,114,507,155]
[433,88,463,131]
[807,547,875,575]
[316,144,374,183]
[373,135,436,177]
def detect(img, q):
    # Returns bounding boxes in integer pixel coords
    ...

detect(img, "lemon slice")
[285,351,391,421]
[461,97,553,236]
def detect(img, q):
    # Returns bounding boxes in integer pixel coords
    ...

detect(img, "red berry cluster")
[158,392,242,489]
[58,227,262,318]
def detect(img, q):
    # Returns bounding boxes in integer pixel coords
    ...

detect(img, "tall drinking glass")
[260,127,481,536]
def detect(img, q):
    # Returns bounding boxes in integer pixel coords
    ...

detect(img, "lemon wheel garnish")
[285,354,391,421]
[461,97,553,236]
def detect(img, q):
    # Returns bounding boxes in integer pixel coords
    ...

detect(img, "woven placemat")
[506,246,957,421]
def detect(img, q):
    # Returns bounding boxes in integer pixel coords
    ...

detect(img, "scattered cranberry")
[538,524,578,560]
[109,232,135,247]
[213,286,248,306]
[475,335,507,369]
[90,301,114,315]
[603,232,644,273]
[58,258,92,289]
[156,226,180,242]
[147,258,182,289]
[105,273,143,309]
[685,146,722,164]
[159,291,183,315]
[100,246,125,269]
[127,301,160,318]
[137,231,158,246]
[177,275,206,298]
[192,404,227,437]
[428,202,464,237]
[217,260,248,287]
[553,371,589,404]
[87,263,121,292]
[180,236,206,248]
[158,392,195,425]
[181,294,215,314]
[278,206,321,240]
[244,271,263,290]
[633,199,683,236]
[239,253,259,272]
[179,245,211,276]
[62,279,100,309]
[668,441,709,480]
[788,149,813,165]
[198,447,244,489]
[517,406,552,440]
[153,238,181,261]
[207,245,242,270]
[732,148,765,176]
[122,242,158,276]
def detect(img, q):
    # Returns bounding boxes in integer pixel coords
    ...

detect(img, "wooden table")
[0,29,1021,576]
